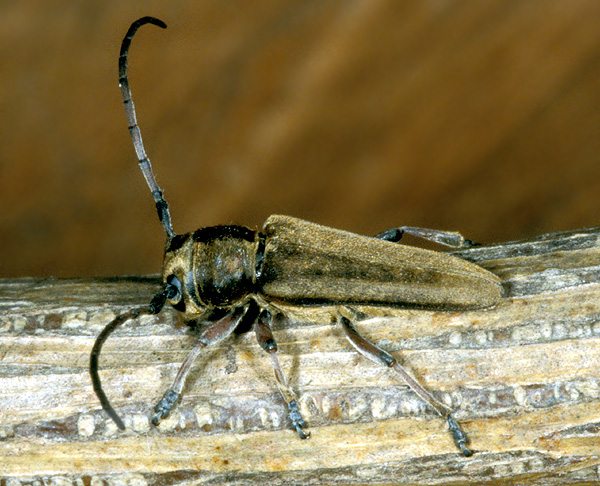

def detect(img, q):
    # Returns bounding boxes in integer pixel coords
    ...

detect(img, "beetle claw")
[288,399,310,439]
[295,423,310,440]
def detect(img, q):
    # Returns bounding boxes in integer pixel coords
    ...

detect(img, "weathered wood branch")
[1,227,600,485]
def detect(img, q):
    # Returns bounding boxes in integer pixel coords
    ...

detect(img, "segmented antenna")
[118,16,175,239]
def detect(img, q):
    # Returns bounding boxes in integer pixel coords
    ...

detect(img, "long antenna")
[118,16,175,239]
[90,283,173,430]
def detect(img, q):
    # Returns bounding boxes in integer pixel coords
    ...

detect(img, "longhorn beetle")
[90,16,503,456]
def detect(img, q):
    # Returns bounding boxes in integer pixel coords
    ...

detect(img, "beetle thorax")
[193,237,257,306]
[162,226,259,314]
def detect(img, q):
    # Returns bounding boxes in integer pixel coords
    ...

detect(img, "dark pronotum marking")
[166,233,190,252]
[192,225,256,243]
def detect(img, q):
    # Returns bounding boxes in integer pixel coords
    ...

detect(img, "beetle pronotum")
[90,16,503,456]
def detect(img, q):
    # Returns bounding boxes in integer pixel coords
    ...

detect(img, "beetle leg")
[376,226,479,248]
[339,315,472,456]
[152,305,248,425]
[255,309,310,439]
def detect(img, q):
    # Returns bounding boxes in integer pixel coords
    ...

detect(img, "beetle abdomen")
[258,215,502,309]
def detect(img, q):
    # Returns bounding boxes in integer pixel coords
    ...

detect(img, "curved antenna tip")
[134,16,167,30]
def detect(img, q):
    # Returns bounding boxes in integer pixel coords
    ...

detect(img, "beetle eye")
[166,275,182,303]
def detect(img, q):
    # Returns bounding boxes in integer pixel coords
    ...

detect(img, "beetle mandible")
[90,16,503,457]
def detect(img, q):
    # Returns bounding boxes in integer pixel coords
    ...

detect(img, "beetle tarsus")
[288,399,310,439]
[152,389,180,425]
[447,415,472,457]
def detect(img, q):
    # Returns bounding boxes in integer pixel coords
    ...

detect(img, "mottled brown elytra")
[90,16,502,456]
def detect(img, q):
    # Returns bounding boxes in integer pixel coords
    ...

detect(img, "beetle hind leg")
[255,309,310,439]
[339,314,472,456]
[376,226,479,248]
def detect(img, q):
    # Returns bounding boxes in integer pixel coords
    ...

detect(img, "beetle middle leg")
[376,226,480,248]
[255,308,310,439]
[339,314,472,456]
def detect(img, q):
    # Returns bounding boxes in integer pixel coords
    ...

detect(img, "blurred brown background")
[2,1,600,278]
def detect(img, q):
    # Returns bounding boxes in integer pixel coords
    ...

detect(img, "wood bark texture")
[1,227,600,485]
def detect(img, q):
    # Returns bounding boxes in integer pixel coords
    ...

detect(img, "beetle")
[90,16,503,457]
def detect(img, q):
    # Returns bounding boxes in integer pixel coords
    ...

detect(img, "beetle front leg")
[339,315,472,456]
[376,226,479,248]
[152,305,248,425]
[255,309,310,439]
